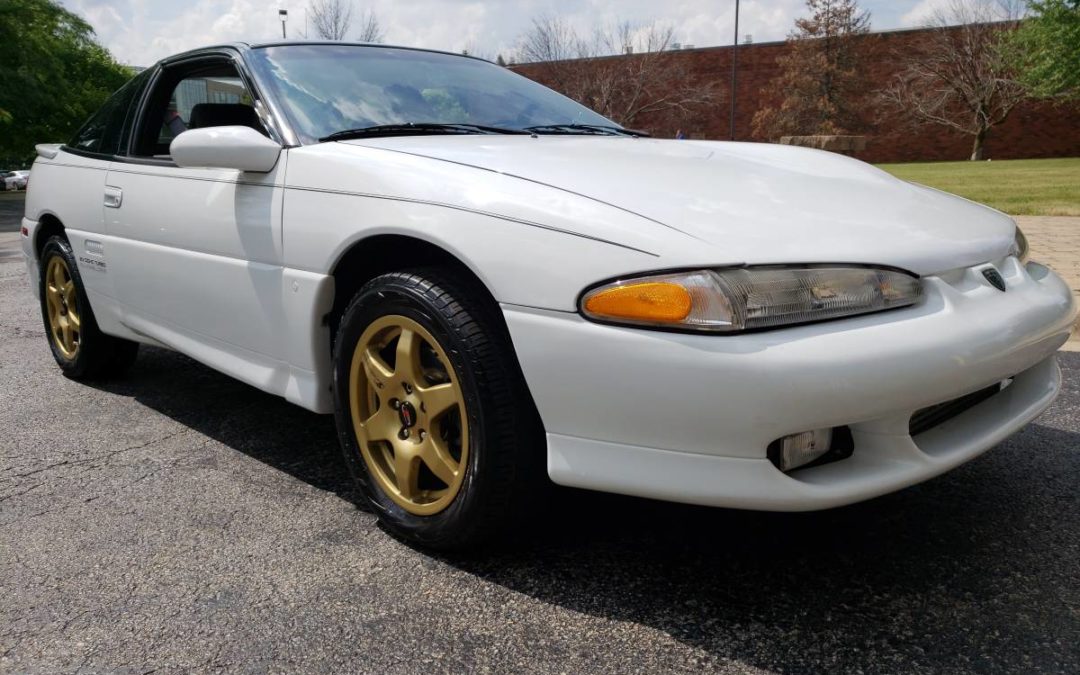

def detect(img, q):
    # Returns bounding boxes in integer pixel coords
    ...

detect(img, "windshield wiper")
[523,123,649,138]
[319,123,529,142]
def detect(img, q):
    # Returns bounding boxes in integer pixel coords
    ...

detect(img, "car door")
[103,54,290,384]
[43,72,150,336]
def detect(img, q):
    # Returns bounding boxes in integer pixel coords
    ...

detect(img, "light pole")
[729,0,740,141]
[279,9,288,39]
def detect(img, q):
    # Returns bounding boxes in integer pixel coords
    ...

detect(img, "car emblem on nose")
[982,267,1006,292]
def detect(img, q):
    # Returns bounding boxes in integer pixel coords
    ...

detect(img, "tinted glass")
[248,45,614,143]
[68,72,146,155]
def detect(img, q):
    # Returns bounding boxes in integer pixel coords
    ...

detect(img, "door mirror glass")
[170,126,281,173]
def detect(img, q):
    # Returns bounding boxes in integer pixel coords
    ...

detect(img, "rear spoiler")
[35,143,61,160]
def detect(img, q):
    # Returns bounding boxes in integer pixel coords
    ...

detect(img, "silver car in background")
[4,170,30,190]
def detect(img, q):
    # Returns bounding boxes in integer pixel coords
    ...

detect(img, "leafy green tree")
[0,0,132,166]
[1008,0,1080,100]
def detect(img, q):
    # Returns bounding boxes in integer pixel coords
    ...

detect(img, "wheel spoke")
[393,446,420,497]
[419,438,459,487]
[45,287,61,315]
[360,348,394,387]
[60,320,75,353]
[51,260,67,290]
[418,382,459,419]
[360,403,399,443]
[68,310,81,329]
[394,328,425,383]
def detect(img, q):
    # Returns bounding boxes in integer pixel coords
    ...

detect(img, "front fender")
[281,144,682,311]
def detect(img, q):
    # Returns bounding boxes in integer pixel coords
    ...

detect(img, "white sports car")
[20,42,1076,548]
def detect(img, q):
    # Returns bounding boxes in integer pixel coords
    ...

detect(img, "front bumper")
[504,257,1076,510]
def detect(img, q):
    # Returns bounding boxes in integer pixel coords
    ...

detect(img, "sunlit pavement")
[1,229,1078,673]
[1017,216,1080,350]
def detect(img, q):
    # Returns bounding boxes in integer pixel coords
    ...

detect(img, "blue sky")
[60,0,951,67]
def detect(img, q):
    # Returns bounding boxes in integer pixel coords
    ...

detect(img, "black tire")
[332,269,544,550]
[38,235,139,379]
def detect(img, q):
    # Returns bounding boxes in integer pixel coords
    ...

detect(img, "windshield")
[248,45,616,143]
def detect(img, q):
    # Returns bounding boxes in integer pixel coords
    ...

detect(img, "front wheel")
[332,269,543,550]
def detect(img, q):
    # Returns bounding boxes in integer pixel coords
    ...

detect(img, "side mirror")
[170,126,281,173]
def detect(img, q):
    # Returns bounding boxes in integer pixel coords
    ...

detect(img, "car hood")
[344,136,1017,275]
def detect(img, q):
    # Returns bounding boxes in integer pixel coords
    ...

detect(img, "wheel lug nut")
[402,382,413,394]
[389,398,400,410]
[398,428,410,440]
[419,429,426,440]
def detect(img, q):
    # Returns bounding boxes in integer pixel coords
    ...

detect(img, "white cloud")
[60,0,925,67]
[900,0,952,26]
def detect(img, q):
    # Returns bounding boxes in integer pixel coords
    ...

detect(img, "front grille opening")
[909,378,1013,436]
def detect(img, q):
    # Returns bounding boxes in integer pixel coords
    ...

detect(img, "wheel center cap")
[398,400,418,429]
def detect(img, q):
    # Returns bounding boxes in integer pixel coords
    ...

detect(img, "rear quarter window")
[67,71,149,156]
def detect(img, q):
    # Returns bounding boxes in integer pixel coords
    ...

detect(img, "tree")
[879,0,1026,160]
[309,0,353,40]
[0,0,131,166]
[752,0,873,140]
[1006,0,1080,99]
[355,9,384,43]
[515,17,719,132]
[308,1,382,42]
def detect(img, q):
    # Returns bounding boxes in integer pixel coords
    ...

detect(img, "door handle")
[104,186,123,209]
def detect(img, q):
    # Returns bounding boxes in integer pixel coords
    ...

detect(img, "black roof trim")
[148,40,493,69]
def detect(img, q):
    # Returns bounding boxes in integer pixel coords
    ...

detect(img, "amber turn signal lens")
[583,282,693,323]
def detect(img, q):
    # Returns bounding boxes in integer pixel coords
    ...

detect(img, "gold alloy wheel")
[349,315,469,516]
[44,255,81,360]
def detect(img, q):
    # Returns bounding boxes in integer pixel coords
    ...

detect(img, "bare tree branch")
[514,17,720,132]
[309,0,353,41]
[877,0,1027,160]
[355,9,384,43]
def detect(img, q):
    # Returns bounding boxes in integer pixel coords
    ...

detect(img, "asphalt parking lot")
[2,223,1079,673]
[0,192,25,233]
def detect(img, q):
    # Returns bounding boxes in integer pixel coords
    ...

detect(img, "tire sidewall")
[332,276,502,546]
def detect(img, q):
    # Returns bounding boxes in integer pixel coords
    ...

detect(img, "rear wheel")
[332,269,543,550]
[38,236,139,379]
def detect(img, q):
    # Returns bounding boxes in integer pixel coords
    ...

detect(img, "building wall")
[513,26,1080,164]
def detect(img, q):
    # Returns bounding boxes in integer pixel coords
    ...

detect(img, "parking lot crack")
[5,460,70,480]
[0,481,45,503]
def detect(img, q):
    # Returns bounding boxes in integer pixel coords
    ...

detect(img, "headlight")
[580,266,923,333]
[1011,226,1029,264]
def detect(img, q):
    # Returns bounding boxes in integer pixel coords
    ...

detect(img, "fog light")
[768,426,855,472]
[771,429,832,472]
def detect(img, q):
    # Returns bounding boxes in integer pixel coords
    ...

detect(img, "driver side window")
[134,61,266,159]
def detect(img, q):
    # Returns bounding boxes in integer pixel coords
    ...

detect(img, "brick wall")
[512,26,1080,164]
